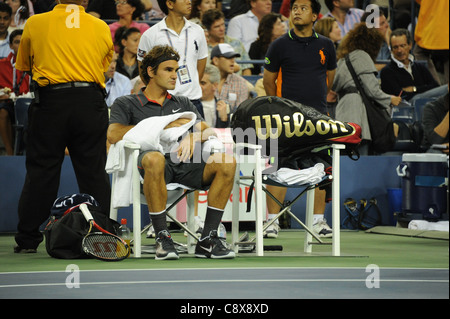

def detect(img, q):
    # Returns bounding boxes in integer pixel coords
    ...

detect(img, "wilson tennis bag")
[230,96,362,159]
[44,194,120,259]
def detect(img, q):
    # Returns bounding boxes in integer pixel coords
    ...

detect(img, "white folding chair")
[231,142,345,256]
[109,142,198,258]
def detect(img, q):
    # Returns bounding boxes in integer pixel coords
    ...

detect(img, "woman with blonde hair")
[314,17,341,49]
[333,23,402,155]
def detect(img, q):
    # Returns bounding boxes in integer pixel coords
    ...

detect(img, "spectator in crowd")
[189,0,216,25]
[226,0,272,52]
[0,29,30,156]
[333,23,401,155]
[115,26,141,79]
[380,28,447,103]
[137,0,208,117]
[5,0,29,31]
[202,8,252,75]
[248,12,286,75]
[200,64,229,127]
[323,0,363,38]
[109,0,149,42]
[422,83,449,153]
[313,16,341,49]
[0,2,13,58]
[211,43,250,114]
[105,52,133,107]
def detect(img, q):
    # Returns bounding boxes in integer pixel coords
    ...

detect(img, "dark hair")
[257,12,282,54]
[0,2,12,16]
[15,0,30,22]
[337,22,384,61]
[9,29,23,45]
[290,0,321,15]
[126,0,145,19]
[157,0,170,15]
[189,0,206,20]
[201,8,225,31]
[114,26,141,53]
[140,45,180,84]
[324,0,334,12]
[390,28,412,46]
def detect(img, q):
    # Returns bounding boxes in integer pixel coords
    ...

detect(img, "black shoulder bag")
[345,55,396,153]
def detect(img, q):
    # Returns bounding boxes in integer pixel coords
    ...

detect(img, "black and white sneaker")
[195,230,235,259]
[155,230,179,260]
[313,219,333,238]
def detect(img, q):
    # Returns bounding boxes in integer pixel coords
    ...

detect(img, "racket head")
[82,232,130,261]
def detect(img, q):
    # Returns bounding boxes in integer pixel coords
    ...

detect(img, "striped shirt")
[324,8,364,37]
[215,73,249,113]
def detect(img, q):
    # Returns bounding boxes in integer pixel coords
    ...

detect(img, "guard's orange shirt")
[16,4,114,88]
[414,0,449,50]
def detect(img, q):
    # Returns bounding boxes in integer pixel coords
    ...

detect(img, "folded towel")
[408,220,449,232]
[267,163,325,185]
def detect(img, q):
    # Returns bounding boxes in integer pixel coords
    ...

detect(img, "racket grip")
[80,203,94,222]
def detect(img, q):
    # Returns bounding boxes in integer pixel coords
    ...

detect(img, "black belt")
[338,86,359,99]
[40,82,99,91]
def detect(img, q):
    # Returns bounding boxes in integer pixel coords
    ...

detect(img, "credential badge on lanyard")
[165,29,192,85]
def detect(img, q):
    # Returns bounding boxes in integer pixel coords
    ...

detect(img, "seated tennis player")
[107,45,236,260]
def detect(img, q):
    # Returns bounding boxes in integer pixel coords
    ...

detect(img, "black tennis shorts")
[138,151,208,190]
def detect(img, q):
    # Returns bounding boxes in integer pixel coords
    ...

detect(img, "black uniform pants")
[15,86,111,249]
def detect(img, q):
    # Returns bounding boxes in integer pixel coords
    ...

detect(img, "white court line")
[1,278,448,289]
[1,266,448,275]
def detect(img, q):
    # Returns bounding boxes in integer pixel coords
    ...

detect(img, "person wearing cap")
[108,45,237,260]
[137,0,208,117]
[211,43,251,113]
[13,0,114,253]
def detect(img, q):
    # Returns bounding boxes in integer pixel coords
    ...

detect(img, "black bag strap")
[345,55,370,105]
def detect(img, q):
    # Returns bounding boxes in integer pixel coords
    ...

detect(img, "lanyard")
[164,28,188,65]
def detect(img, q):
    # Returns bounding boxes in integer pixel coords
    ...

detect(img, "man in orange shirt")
[14,0,114,253]
[413,0,449,84]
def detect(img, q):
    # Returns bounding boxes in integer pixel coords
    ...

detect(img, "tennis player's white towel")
[106,112,197,208]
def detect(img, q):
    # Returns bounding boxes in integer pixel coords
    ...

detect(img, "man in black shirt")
[262,0,336,238]
[380,28,447,103]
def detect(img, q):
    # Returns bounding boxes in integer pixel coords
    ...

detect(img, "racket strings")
[83,233,129,260]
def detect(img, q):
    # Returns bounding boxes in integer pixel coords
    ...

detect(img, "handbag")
[345,55,396,153]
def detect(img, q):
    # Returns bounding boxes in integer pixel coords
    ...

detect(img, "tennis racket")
[79,204,130,261]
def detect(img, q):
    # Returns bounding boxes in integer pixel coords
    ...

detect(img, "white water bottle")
[120,219,131,246]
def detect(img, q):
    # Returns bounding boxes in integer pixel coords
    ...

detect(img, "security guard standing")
[14,0,114,253]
